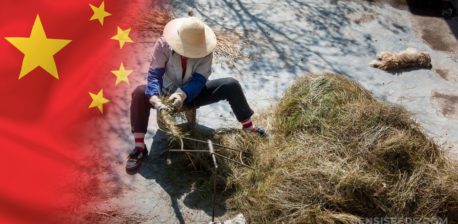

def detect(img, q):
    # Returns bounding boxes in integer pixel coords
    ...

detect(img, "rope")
[158,128,247,152]
[157,128,253,168]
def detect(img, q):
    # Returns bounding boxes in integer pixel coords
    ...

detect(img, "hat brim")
[163,18,217,59]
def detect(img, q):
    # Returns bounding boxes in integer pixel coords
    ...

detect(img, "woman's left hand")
[168,88,187,110]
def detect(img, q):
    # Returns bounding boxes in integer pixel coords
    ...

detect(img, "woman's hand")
[149,95,170,111]
[168,88,187,110]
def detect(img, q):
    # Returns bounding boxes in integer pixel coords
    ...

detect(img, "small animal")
[369,48,432,71]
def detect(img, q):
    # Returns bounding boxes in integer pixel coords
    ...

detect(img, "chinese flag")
[0,0,163,223]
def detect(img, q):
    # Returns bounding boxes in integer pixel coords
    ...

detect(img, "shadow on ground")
[172,0,380,77]
[138,125,229,223]
[406,0,458,40]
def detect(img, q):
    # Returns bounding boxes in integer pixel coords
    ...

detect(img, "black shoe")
[254,127,269,138]
[125,147,148,172]
[244,127,269,138]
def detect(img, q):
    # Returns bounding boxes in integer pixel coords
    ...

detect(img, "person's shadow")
[138,124,228,224]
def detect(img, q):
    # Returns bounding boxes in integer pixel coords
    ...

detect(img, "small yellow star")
[111,62,132,85]
[89,1,111,26]
[5,15,71,79]
[88,89,110,113]
[111,26,133,49]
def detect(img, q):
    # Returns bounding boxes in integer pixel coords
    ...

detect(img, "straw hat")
[163,17,217,58]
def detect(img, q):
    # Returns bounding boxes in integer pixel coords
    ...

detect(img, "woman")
[127,17,265,171]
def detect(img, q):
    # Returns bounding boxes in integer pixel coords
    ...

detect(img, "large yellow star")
[111,26,133,49]
[5,15,72,79]
[89,1,111,26]
[88,89,110,114]
[111,62,132,85]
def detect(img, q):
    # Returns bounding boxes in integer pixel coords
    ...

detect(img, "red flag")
[0,0,162,222]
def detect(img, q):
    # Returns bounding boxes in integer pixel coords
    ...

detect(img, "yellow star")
[88,89,110,114]
[5,15,72,79]
[111,26,133,49]
[89,1,111,26]
[111,62,132,85]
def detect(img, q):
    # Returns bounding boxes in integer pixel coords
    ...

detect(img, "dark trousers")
[130,77,254,132]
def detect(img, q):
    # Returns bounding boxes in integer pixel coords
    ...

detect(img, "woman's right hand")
[149,95,171,111]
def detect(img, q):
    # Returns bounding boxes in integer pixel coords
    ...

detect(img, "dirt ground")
[77,0,458,223]
[405,1,458,145]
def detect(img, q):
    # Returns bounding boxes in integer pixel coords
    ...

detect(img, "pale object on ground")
[369,48,432,71]
[209,213,246,224]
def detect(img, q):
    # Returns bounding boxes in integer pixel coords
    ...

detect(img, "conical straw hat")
[163,17,217,58]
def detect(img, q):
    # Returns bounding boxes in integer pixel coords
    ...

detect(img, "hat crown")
[163,17,217,58]
[178,17,206,45]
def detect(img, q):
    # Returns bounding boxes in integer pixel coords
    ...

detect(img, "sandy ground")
[79,0,458,223]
